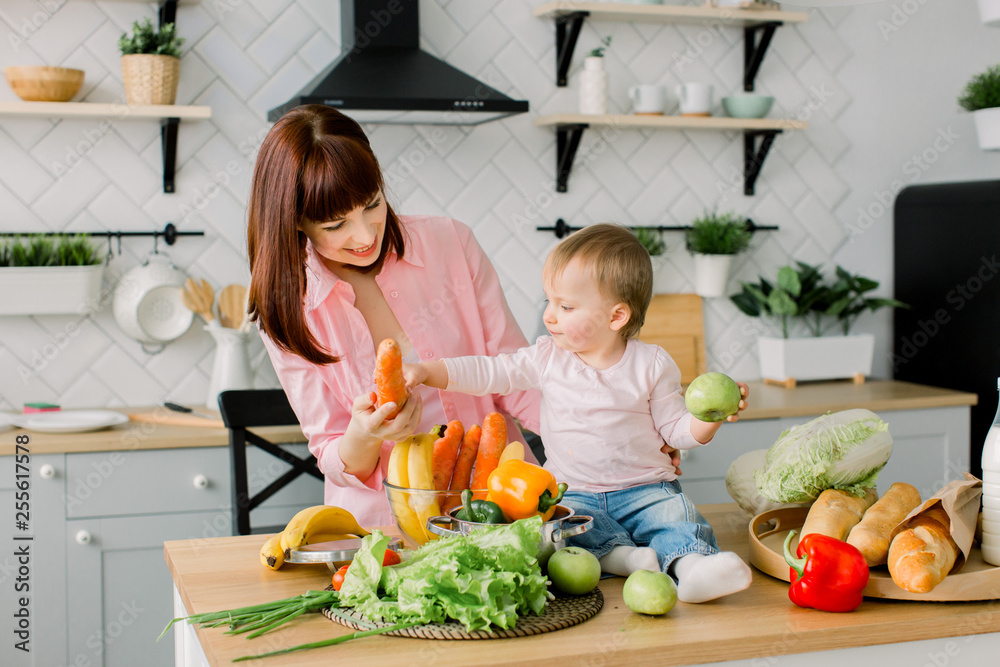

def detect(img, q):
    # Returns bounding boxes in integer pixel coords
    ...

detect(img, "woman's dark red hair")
[247,105,405,364]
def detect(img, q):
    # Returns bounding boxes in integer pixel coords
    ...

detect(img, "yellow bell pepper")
[486,459,568,522]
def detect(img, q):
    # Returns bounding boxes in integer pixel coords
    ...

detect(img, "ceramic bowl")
[4,66,84,102]
[722,94,775,119]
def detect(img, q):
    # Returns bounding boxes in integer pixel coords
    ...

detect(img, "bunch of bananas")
[258,505,370,571]
[386,430,440,545]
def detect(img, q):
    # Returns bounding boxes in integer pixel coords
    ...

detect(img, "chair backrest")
[638,293,707,386]
[218,389,322,535]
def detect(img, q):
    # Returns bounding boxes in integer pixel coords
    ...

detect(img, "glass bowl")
[383,481,486,548]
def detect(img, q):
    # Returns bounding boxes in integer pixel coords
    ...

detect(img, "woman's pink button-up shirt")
[261,216,541,528]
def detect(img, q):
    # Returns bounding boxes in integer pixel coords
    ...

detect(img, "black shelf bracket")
[556,124,588,193]
[161,118,180,193]
[158,0,178,28]
[536,218,778,239]
[744,22,779,92]
[555,11,588,87]
[744,130,781,196]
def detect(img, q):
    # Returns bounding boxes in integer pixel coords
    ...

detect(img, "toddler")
[404,223,752,603]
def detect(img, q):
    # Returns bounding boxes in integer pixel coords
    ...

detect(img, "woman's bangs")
[299,139,382,224]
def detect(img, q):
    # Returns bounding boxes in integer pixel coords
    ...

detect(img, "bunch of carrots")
[375,338,518,492]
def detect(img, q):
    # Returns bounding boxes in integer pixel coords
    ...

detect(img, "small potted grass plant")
[958,64,1000,149]
[118,17,185,105]
[685,210,751,298]
[634,227,669,294]
[0,234,105,315]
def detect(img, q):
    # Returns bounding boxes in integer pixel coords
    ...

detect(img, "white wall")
[0,0,996,410]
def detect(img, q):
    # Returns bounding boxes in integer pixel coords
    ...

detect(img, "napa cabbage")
[754,408,893,503]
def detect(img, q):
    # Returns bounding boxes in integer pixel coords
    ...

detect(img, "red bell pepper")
[782,529,869,613]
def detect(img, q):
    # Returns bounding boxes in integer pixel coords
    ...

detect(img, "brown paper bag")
[889,472,983,572]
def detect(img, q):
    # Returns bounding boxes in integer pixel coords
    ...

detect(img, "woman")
[246,105,540,528]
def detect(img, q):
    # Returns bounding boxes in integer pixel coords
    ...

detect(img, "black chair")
[218,389,324,535]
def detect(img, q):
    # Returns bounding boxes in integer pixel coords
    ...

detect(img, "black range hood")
[268,0,529,125]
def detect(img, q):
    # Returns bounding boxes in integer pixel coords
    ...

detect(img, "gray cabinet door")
[0,453,68,667]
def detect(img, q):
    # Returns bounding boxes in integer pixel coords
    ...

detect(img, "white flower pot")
[693,253,732,298]
[579,57,608,115]
[978,0,1000,26]
[758,334,875,385]
[973,108,1000,150]
[0,264,105,315]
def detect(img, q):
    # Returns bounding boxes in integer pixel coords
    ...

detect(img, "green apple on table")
[684,372,741,422]
[546,546,602,595]
[623,570,677,616]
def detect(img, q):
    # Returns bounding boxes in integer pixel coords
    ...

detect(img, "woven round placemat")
[322,588,603,640]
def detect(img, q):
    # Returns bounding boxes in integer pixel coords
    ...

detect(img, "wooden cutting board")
[638,293,706,385]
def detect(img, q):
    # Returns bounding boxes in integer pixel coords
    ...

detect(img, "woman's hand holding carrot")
[340,390,422,480]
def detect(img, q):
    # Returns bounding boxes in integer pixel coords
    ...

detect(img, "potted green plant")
[634,227,669,293]
[118,17,185,105]
[685,210,751,298]
[730,262,908,386]
[0,234,105,315]
[958,64,1000,150]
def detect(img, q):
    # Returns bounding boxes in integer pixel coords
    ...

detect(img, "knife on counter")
[164,402,219,421]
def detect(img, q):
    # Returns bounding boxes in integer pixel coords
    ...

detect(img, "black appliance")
[268,0,529,124]
[893,179,1000,479]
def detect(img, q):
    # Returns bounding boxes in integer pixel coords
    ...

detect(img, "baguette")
[887,507,959,593]
[800,487,879,541]
[847,482,922,566]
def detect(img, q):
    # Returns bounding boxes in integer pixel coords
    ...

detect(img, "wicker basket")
[121,54,179,105]
[4,66,84,102]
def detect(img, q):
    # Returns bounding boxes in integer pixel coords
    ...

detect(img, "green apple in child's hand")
[623,570,677,615]
[685,372,741,422]
[546,547,602,595]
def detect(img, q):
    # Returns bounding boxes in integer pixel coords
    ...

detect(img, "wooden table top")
[164,503,1000,667]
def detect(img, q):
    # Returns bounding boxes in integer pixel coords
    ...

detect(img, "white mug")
[675,82,714,116]
[628,84,666,114]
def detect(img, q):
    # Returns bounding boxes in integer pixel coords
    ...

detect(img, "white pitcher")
[206,325,254,411]
[579,56,608,115]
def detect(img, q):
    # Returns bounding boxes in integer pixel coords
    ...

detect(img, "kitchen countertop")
[0,380,977,457]
[164,502,1000,667]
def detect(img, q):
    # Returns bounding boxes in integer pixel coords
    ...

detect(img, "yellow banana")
[304,532,358,546]
[259,534,285,571]
[387,438,410,487]
[499,441,525,464]
[405,432,441,544]
[280,505,370,556]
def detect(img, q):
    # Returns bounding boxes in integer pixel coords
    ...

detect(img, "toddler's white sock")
[672,552,752,603]
[598,546,660,576]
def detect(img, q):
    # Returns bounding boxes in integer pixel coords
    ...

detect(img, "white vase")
[978,0,1000,26]
[757,334,875,384]
[206,325,254,411]
[692,254,732,298]
[973,107,1000,150]
[579,56,608,115]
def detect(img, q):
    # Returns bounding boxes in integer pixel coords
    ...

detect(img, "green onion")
[231,621,423,662]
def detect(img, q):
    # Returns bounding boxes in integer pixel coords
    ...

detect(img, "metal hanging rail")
[0,223,203,253]
[536,217,778,239]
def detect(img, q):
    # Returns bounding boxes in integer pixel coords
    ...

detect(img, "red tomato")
[382,549,401,566]
[331,565,350,591]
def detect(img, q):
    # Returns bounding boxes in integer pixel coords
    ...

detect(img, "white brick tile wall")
[0,0,961,407]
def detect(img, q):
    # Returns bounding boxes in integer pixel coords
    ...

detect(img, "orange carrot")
[449,424,482,491]
[374,338,406,419]
[432,420,465,490]
[471,413,507,490]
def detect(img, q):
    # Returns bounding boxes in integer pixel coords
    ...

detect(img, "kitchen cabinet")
[0,435,321,667]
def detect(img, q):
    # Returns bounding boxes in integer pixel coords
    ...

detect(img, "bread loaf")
[800,487,879,541]
[847,482,922,566]
[887,507,959,593]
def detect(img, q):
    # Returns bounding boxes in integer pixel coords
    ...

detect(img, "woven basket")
[121,54,179,105]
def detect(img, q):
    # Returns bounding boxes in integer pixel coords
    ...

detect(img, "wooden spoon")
[218,284,247,329]
[180,277,214,324]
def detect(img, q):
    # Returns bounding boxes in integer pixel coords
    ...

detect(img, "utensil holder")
[206,325,253,411]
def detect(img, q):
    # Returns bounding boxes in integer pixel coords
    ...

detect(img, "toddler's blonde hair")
[545,223,653,339]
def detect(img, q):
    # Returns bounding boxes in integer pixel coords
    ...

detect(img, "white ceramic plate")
[12,410,129,434]
[0,412,14,434]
